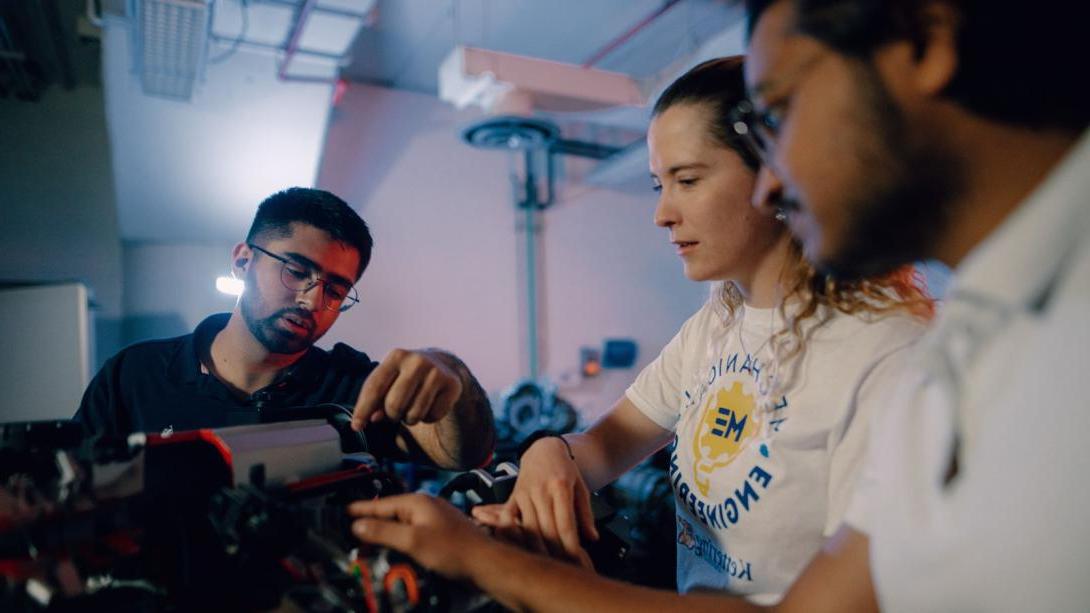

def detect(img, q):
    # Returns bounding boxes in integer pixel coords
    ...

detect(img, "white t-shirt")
[626,300,924,604]
[845,131,1090,612]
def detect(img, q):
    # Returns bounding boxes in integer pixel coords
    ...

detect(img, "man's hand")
[348,493,495,581]
[351,349,463,430]
[472,436,598,566]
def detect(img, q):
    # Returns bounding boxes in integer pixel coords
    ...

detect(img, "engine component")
[0,414,494,612]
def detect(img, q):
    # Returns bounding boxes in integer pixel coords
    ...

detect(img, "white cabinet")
[0,283,91,422]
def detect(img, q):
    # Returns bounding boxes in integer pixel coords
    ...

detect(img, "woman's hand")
[472,436,599,566]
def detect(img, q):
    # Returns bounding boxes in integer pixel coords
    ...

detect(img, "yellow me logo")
[691,381,758,496]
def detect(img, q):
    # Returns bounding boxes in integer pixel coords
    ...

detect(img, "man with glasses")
[75,187,494,470]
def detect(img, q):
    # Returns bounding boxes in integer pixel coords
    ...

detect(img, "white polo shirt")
[845,130,1090,612]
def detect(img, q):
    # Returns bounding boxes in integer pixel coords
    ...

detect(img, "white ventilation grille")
[134,0,210,100]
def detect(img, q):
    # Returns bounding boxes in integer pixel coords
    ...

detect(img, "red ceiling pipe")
[278,0,324,82]
[582,0,683,68]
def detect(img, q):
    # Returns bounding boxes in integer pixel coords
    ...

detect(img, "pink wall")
[317,83,705,421]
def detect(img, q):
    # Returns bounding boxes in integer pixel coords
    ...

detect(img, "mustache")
[271,308,316,331]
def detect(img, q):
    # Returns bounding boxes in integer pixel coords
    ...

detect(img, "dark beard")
[818,62,963,281]
[240,292,316,355]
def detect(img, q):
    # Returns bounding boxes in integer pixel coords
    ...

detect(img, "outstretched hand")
[348,493,495,581]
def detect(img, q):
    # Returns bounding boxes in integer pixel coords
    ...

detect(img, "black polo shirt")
[74,314,397,444]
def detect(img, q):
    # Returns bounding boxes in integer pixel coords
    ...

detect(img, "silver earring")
[774,208,787,222]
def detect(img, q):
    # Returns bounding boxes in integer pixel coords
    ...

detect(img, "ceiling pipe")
[277,0,329,82]
[254,0,374,21]
[582,0,683,68]
[209,34,343,60]
[276,0,376,84]
[86,0,103,28]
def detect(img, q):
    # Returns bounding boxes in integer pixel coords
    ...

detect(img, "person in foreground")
[348,0,1090,610]
[75,187,494,469]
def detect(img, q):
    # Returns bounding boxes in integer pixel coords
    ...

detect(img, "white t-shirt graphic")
[627,301,923,604]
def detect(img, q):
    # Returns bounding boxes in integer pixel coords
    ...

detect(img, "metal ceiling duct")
[133,0,210,100]
[439,46,644,114]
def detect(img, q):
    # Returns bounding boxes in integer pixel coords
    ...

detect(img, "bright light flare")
[216,276,245,296]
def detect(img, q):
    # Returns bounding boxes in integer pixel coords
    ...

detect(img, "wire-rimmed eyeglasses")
[247,243,359,312]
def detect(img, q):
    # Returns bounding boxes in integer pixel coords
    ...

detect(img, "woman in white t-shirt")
[472,56,934,604]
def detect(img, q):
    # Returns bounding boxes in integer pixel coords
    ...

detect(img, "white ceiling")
[342,0,738,91]
[102,1,349,243]
[100,0,746,243]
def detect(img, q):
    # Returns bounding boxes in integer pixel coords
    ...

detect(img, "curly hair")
[711,241,934,369]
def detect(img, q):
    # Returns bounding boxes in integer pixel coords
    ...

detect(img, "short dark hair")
[652,55,760,171]
[246,187,373,279]
[746,0,1090,132]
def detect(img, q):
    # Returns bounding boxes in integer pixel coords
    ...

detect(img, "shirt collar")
[173,313,231,384]
[173,312,327,394]
[949,129,1090,313]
